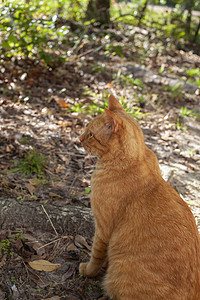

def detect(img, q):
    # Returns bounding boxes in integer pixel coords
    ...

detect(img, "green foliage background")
[0,0,199,65]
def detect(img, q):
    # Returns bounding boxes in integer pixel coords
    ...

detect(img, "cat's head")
[80,95,145,161]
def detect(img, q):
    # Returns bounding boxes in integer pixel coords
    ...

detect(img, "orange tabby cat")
[79,95,200,300]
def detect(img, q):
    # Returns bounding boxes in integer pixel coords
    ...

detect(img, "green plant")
[134,93,146,108]
[187,68,200,77]
[187,78,200,88]
[15,233,24,241]
[130,77,144,89]
[119,96,147,120]
[8,148,46,177]
[180,107,200,119]
[129,106,147,120]
[120,75,145,89]
[113,70,122,81]
[20,136,31,145]
[186,68,200,88]
[84,187,91,194]
[0,1,69,65]
[0,232,24,257]
[92,63,105,73]
[164,83,183,99]
[67,102,105,115]
[164,83,183,92]
[105,44,123,58]
[176,117,187,131]
[67,91,108,115]
[17,187,25,201]
[182,149,195,157]
[0,238,14,257]
[176,106,200,131]
[159,65,165,73]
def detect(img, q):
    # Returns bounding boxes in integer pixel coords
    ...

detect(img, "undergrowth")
[8,148,46,177]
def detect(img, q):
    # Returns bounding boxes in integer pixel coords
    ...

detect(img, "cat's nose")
[79,135,84,143]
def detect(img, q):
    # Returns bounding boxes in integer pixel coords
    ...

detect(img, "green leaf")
[84,187,91,194]
[187,68,200,77]
[7,33,18,44]
[177,31,185,38]
[2,41,11,50]
[114,45,123,57]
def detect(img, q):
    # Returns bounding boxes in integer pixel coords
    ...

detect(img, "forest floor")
[0,22,200,299]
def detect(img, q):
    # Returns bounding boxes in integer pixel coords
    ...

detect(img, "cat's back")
[106,179,200,300]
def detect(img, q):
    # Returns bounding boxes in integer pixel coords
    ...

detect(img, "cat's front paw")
[79,262,99,277]
[79,262,89,276]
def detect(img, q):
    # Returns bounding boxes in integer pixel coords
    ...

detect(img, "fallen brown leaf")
[67,242,78,252]
[28,259,61,272]
[15,238,23,251]
[0,254,7,268]
[74,235,91,250]
[49,192,63,198]
[25,183,35,195]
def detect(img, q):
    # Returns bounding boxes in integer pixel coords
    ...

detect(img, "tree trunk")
[138,0,149,26]
[86,0,110,25]
[186,0,194,35]
[193,17,200,43]
[0,198,94,237]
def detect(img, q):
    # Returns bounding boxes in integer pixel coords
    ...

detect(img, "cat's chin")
[83,145,96,156]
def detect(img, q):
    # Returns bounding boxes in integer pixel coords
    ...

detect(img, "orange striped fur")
[79,95,200,300]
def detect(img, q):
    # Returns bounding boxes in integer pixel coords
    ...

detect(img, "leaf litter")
[0,19,199,300]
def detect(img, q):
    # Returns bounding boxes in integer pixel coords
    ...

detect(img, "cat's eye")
[89,132,93,138]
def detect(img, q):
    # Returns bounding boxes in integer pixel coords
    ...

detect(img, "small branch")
[77,45,104,58]
[41,205,58,237]
[67,176,78,195]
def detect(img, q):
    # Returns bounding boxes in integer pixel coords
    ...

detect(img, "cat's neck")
[93,146,161,199]
[96,145,161,177]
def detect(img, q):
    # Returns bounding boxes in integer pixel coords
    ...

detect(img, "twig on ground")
[38,237,61,249]
[49,235,71,261]
[41,205,59,237]
[67,173,79,195]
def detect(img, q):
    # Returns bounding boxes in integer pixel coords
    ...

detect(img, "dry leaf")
[28,259,61,272]
[0,254,7,268]
[74,235,91,250]
[30,70,40,76]
[15,238,23,251]
[49,192,63,198]
[31,241,46,257]
[55,165,64,174]
[25,183,35,195]
[67,242,78,252]
[6,144,15,152]
[106,81,113,87]
[57,120,72,127]
[56,99,68,108]
[58,154,70,163]
[81,180,88,187]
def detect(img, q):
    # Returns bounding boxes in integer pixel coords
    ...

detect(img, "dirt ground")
[0,22,200,299]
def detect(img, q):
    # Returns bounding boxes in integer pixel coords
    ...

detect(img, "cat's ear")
[104,107,123,133]
[108,94,123,111]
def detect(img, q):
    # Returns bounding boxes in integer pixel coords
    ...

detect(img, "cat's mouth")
[83,143,98,157]
[82,143,91,153]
